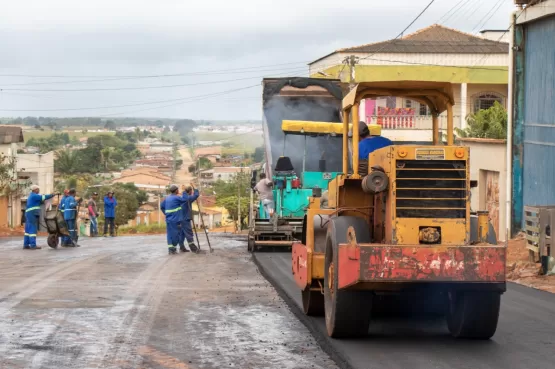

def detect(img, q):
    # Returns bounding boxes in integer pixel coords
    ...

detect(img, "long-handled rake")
[197,201,213,253]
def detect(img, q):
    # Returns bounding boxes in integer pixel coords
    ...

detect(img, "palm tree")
[55,149,79,174]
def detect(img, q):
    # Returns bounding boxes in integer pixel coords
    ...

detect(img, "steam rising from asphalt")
[263,96,343,178]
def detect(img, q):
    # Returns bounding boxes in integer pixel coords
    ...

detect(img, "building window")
[473,92,505,112]
[419,104,430,116]
[385,96,396,109]
[404,99,412,108]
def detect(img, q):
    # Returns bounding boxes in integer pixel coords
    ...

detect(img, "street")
[254,253,555,369]
[0,235,337,369]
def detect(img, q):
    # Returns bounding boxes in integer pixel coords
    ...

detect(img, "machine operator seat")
[274,156,295,174]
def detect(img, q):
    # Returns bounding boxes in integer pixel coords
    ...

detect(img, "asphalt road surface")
[0,235,338,369]
[254,252,555,369]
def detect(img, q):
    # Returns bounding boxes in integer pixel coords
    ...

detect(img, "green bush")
[455,101,507,139]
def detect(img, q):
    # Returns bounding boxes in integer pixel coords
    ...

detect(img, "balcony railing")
[365,115,462,130]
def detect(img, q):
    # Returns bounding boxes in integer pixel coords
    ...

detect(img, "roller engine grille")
[395,160,467,218]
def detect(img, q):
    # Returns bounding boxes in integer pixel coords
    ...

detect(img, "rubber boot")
[188,242,199,253]
[179,245,190,253]
[168,247,177,255]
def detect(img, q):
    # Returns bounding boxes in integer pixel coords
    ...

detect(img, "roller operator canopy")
[281,120,353,136]
[342,81,455,115]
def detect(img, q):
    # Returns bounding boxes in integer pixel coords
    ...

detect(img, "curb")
[252,253,353,369]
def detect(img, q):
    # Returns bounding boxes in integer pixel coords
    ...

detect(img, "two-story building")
[309,24,509,142]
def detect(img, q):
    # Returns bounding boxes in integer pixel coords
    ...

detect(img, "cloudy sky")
[0,0,515,120]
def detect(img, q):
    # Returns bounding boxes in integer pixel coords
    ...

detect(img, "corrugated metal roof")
[339,24,509,54]
[0,126,24,144]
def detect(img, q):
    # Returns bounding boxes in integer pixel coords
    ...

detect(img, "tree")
[216,195,250,227]
[55,149,80,174]
[104,120,117,130]
[173,119,196,134]
[198,157,213,170]
[253,146,265,163]
[0,153,16,195]
[87,184,143,226]
[455,101,507,139]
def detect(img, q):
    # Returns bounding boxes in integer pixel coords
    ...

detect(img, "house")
[200,167,251,184]
[194,146,222,159]
[112,168,170,191]
[17,152,55,196]
[508,0,555,235]
[0,126,24,228]
[309,24,509,142]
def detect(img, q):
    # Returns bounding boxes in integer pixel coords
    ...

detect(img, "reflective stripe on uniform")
[41,195,45,201]
[25,206,40,212]
[165,207,182,214]
[168,245,175,248]
[24,233,37,237]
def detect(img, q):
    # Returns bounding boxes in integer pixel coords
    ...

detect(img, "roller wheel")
[446,291,501,339]
[324,216,373,338]
[302,282,325,316]
[47,234,59,249]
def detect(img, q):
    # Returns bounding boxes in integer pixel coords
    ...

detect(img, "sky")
[0,0,516,121]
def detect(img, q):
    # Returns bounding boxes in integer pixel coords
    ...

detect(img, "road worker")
[179,184,200,253]
[357,121,393,174]
[160,184,189,255]
[59,189,72,246]
[63,188,82,247]
[23,185,56,250]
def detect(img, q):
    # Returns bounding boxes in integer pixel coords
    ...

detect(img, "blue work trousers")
[166,221,181,248]
[23,213,39,248]
[66,219,77,242]
[179,219,194,246]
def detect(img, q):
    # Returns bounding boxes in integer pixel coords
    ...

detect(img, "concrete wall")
[459,138,507,241]
[17,152,55,194]
[0,196,8,228]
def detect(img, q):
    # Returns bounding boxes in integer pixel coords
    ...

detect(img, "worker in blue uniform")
[357,121,393,174]
[160,184,189,255]
[358,122,393,158]
[179,184,200,253]
[63,188,82,247]
[58,189,72,246]
[23,185,56,250]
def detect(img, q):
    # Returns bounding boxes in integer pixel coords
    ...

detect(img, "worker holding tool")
[161,184,189,255]
[59,189,72,246]
[179,184,200,253]
[63,188,81,247]
[23,185,57,250]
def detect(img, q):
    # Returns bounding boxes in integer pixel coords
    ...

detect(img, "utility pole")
[171,139,177,183]
[237,167,242,233]
[343,54,359,91]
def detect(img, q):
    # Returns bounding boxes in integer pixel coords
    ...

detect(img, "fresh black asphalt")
[254,252,555,369]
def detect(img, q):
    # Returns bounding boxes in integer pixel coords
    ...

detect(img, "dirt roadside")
[506,233,555,293]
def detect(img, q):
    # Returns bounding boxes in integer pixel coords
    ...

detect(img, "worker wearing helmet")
[23,185,56,249]
[160,184,189,255]
[357,121,393,174]
[179,184,200,253]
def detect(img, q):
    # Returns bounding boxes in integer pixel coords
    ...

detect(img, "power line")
[359,0,437,62]
[0,65,308,87]
[0,61,309,79]
[0,67,308,92]
[471,0,506,33]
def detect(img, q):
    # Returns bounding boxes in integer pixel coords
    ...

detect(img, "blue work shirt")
[182,190,200,220]
[104,196,118,218]
[25,192,54,217]
[161,194,187,223]
[63,195,78,221]
[358,136,393,159]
